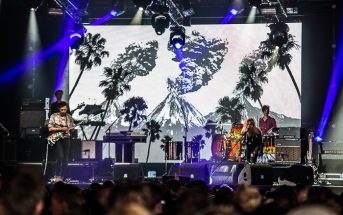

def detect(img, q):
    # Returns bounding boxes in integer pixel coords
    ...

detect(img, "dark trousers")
[54,138,70,177]
[246,144,258,163]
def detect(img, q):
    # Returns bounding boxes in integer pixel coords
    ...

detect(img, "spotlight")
[230,8,239,15]
[314,136,323,143]
[110,9,117,16]
[170,26,185,49]
[26,0,44,10]
[248,0,261,8]
[151,5,170,35]
[70,26,86,50]
[269,22,289,47]
[132,0,152,10]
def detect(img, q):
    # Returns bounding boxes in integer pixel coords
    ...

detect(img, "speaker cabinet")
[113,163,144,181]
[17,138,47,162]
[20,110,46,129]
[66,161,97,181]
[319,153,343,173]
[172,163,210,184]
[275,139,301,163]
[1,162,44,180]
[279,164,314,185]
[238,164,273,185]
[210,162,245,186]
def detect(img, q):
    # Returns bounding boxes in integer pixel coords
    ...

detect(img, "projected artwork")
[69,24,302,162]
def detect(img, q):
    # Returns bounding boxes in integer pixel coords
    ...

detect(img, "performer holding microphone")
[241,118,263,163]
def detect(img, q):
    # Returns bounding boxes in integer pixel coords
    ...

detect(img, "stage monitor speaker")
[173,163,210,184]
[238,164,273,185]
[66,161,97,182]
[210,163,245,186]
[279,164,314,185]
[113,163,144,181]
[17,162,44,175]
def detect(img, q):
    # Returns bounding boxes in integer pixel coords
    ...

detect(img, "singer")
[241,118,263,163]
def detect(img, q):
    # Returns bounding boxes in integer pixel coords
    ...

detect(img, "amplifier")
[319,153,343,173]
[276,127,301,139]
[275,139,301,163]
[20,110,46,128]
[21,127,40,138]
[275,138,301,147]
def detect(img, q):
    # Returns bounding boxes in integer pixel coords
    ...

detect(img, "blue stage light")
[314,136,323,142]
[230,8,238,15]
[110,10,117,17]
[174,42,183,49]
[170,26,185,49]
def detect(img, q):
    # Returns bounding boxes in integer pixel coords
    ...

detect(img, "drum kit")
[210,122,277,163]
[163,122,278,163]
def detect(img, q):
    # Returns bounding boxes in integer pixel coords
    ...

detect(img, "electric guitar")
[47,120,85,145]
[307,131,314,164]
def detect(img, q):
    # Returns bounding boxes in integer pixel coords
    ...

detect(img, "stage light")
[26,0,44,10]
[170,26,185,49]
[132,0,152,10]
[314,136,323,143]
[230,8,239,15]
[151,12,170,35]
[248,0,261,8]
[269,22,289,47]
[70,26,86,50]
[110,10,117,16]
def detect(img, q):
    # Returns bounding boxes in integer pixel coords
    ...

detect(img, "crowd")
[0,169,343,215]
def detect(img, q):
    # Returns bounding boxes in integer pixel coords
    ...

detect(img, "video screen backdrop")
[69,24,302,162]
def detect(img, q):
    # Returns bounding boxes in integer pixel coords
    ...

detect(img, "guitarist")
[48,102,75,181]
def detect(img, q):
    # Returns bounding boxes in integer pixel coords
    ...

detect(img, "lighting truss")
[53,0,89,24]
[252,0,288,22]
[146,0,193,26]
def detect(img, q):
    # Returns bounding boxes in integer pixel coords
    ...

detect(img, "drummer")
[258,105,277,136]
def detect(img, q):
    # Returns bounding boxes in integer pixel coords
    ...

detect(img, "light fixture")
[110,9,117,16]
[269,22,289,47]
[132,0,152,10]
[26,0,44,10]
[170,26,185,49]
[151,5,170,35]
[230,8,239,15]
[70,26,86,50]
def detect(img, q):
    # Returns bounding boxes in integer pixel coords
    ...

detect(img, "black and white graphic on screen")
[69,24,302,162]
